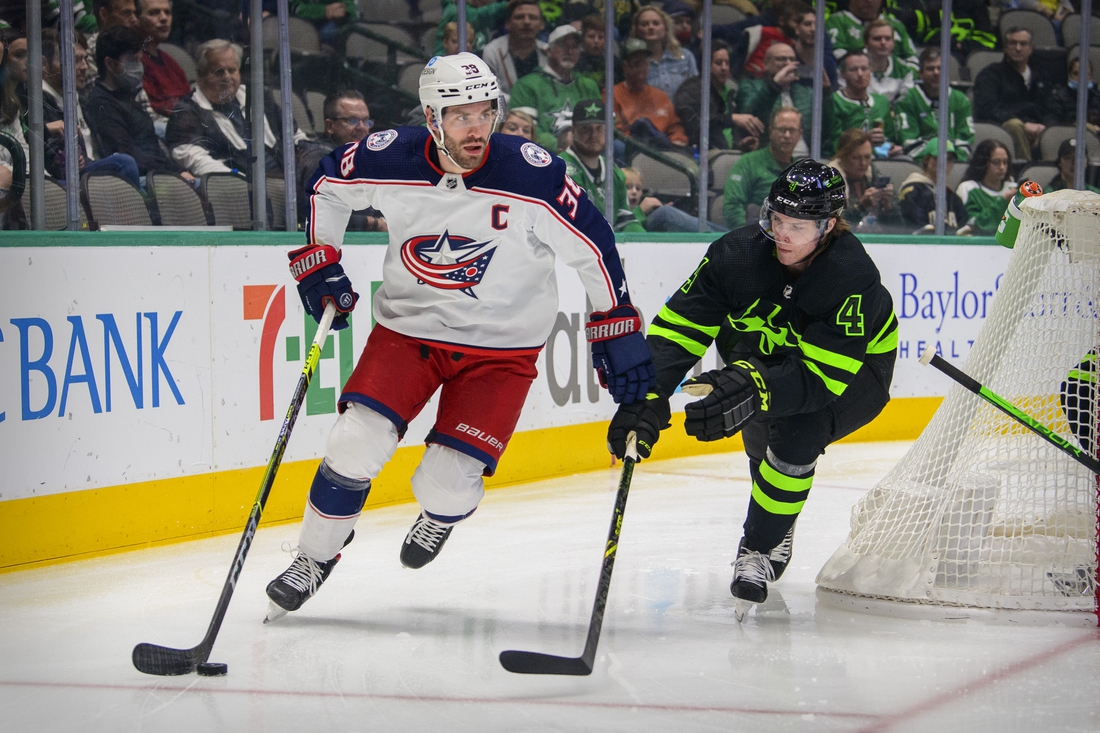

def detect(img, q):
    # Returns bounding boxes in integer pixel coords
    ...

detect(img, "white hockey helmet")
[419,53,502,133]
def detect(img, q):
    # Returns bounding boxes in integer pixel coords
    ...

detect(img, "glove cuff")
[585,305,642,343]
[289,244,341,282]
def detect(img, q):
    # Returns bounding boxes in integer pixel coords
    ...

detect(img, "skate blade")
[263,601,289,624]
[733,598,756,623]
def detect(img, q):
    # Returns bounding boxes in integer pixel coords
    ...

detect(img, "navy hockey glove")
[607,393,671,460]
[682,360,770,442]
[587,305,655,404]
[288,244,359,331]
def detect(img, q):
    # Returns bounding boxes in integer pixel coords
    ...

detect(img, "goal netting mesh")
[817,189,1100,614]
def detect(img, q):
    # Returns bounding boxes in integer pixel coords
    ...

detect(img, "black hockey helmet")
[764,160,846,220]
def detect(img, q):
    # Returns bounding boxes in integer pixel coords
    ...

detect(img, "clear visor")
[441,100,502,131]
[758,198,831,242]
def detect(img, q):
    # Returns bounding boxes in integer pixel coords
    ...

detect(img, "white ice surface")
[2,442,1099,732]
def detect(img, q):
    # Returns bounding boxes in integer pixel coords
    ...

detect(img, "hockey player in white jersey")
[266,53,654,619]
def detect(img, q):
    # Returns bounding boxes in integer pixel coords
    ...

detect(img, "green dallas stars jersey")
[893,85,975,161]
[647,226,898,416]
[558,148,644,232]
[826,10,919,67]
[508,69,602,151]
[825,90,898,157]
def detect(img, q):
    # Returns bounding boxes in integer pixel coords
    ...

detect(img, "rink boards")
[0,233,1010,569]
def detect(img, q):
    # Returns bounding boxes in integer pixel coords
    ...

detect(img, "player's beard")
[443,132,488,170]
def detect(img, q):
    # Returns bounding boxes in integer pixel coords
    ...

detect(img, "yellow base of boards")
[0,397,941,573]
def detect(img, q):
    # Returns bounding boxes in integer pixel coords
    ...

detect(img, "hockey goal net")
[817,189,1100,617]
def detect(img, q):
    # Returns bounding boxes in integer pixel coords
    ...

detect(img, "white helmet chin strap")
[427,106,464,168]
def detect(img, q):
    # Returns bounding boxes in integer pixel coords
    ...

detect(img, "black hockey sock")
[743,451,815,553]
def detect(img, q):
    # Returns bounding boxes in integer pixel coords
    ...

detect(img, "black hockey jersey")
[649,226,898,416]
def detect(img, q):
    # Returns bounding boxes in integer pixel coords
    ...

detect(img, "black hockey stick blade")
[132,305,336,676]
[499,649,593,676]
[132,642,209,676]
[499,434,638,676]
[920,347,1100,475]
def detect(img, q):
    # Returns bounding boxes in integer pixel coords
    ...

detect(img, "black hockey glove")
[607,393,671,460]
[288,244,359,331]
[587,304,655,404]
[682,360,770,442]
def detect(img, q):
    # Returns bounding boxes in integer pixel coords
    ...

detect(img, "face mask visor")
[758,198,831,242]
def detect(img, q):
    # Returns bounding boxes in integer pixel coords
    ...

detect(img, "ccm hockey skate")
[264,531,354,623]
[400,512,454,569]
[730,540,775,622]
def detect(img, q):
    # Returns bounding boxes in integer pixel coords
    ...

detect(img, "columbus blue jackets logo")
[400,230,497,298]
[366,130,398,150]
[521,142,552,167]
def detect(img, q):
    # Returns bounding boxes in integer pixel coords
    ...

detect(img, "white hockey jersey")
[305,126,632,352]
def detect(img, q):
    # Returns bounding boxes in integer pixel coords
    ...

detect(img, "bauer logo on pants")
[400,230,498,298]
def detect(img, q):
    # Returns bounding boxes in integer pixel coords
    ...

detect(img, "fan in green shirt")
[955,139,1017,234]
[826,51,901,158]
[825,0,918,67]
[723,108,802,228]
[894,47,975,161]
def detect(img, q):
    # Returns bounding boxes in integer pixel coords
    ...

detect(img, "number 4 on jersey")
[836,294,864,336]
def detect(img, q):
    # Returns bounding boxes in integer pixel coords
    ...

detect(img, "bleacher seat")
[709,150,741,191]
[871,159,922,187]
[202,173,253,229]
[81,172,153,229]
[358,0,410,23]
[966,49,1002,80]
[710,6,744,25]
[271,88,315,136]
[998,10,1057,48]
[1019,162,1060,186]
[1038,126,1100,162]
[267,176,288,231]
[973,123,1021,162]
[631,152,697,199]
[262,16,321,54]
[148,172,210,226]
[345,23,421,64]
[159,42,196,82]
[708,193,725,228]
[42,177,88,230]
[1062,14,1100,48]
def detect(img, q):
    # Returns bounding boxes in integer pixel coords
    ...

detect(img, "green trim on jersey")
[894,85,975,161]
[826,11,918,66]
[508,69,602,151]
[956,179,1014,234]
[826,90,897,156]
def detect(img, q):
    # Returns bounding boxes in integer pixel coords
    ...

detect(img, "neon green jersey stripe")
[799,340,862,374]
[804,360,848,395]
[867,313,899,354]
[649,324,708,357]
[759,460,814,492]
[751,482,806,515]
[1069,368,1098,383]
[656,305,721,338]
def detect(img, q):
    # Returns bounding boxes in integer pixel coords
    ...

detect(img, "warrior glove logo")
[400,230,498,298]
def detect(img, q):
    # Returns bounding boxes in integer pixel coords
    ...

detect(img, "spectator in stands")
[972,27,1051,162]
[613,37,690,150]
[1048,138,1100,193]
[790,6,839,90]
[737,0,805,79]
[890,0,998,59]
[828,50,902,158]
[736,42,828,157]
[956,139,1017,235]
[895,47,975,161]
[296,89,385,231]
[559,98,641,232]
[86,25,185,182]
[42,28,141,187]
[664,1,700,63]
[440,20,475,55]
[138,0,189,137]
[673,39,763,151]
[1017,0,1072,28]
[826,0,918,67]
[500,109,536,140]
[481,0,546,96]
[166,39,304,177]
[0,35,29,173]
[1045,57,1100,133]
[290,0,357,48]
[829,127,898,228]
[723,106,802,228]
[629,4,697,99]
[509,25,600,151]
[897,137,969,232]
[864,18,916,103]
[435,0,505,57]
[86,0,139,78]
[574,13,622,87]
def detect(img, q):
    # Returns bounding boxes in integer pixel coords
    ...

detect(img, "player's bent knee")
[411,444,486,522]
[324,402,400,479]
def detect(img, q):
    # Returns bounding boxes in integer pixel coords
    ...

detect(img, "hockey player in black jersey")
[608,159,898,621]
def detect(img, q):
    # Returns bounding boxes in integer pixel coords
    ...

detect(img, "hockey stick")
[133,303,337,676]
[499,433,638,676]
[920,347,1100,475]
